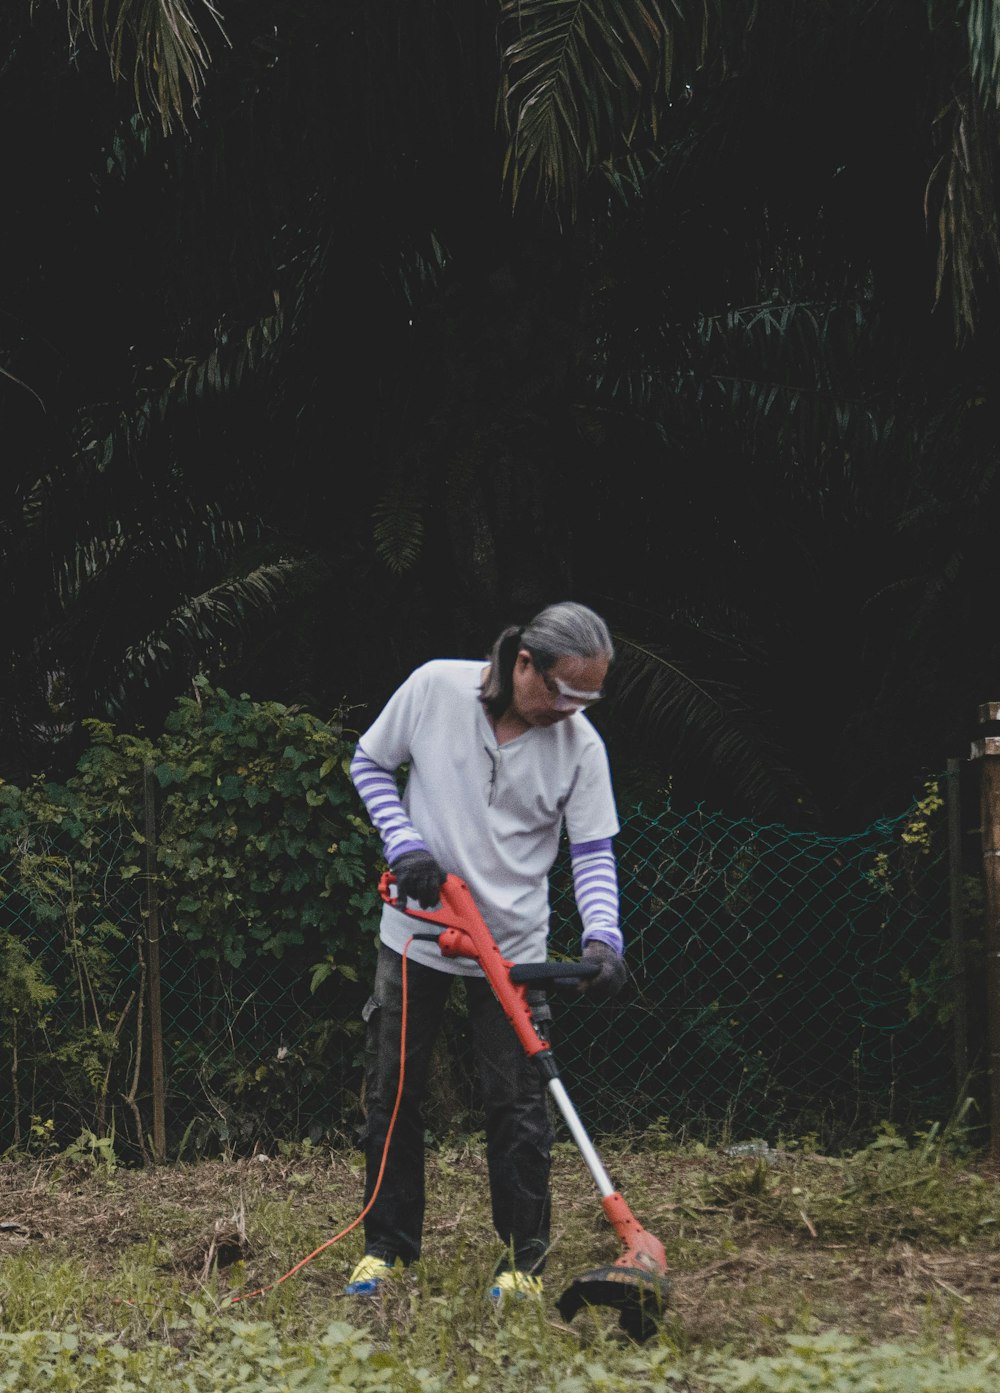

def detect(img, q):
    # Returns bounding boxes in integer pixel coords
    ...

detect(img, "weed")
[61,1125,119,1172]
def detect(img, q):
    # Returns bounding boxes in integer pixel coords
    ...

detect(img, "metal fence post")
[971,706,1000,1167]
[143,764,167,1162]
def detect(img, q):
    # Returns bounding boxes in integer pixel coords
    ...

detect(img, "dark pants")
[360,943,554,1273]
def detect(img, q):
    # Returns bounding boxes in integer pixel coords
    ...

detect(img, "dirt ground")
[1,1142,998,1354]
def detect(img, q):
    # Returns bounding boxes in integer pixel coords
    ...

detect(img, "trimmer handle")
[509,961,601,987]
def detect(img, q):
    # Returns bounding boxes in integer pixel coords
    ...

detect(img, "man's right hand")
[391,849,447,909]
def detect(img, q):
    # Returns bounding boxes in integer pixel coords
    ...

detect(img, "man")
[346,601,627,1304]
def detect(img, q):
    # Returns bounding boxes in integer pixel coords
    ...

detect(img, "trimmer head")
[557,1193,671,1340]
[557,1262,671,1342]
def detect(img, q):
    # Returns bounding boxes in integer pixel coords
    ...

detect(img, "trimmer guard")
[557,1264,671,1342]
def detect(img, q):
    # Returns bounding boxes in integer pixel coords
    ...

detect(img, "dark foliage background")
[2,0,1000,829]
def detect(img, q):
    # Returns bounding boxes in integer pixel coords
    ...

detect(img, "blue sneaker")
[345,1255,395,1295]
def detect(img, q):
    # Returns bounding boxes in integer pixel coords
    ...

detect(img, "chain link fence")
[550,800,956,1143]
[0,785,964,1158]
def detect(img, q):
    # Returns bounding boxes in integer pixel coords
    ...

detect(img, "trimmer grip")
[508,961,601,986]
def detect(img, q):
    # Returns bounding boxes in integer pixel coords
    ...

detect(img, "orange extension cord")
[221,934,415,1307]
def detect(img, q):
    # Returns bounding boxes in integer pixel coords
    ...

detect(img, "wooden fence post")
[971,705,1000,1167]
[143,764,167,1162]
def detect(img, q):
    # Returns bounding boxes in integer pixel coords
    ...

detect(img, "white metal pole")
[547,1077,615,1197]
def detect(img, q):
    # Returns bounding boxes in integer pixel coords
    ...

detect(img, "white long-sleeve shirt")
[352,659,621,974]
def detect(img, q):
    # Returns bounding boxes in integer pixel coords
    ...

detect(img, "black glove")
[392,849,447,909]
[580,940,628,1003]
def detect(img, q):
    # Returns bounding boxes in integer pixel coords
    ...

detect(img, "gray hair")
[480,602,614,719]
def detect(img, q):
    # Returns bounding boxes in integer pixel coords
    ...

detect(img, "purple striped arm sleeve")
[349,745,428,864]
[570,837,623,956]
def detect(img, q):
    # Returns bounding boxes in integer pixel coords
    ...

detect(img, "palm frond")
[107,557,312,708]
[159,292,284,408]
[52,508,250,608]
[67,0,229,133]
[925,88,1000,338]
[0,362,47,414]
[372,485,425,575]
[966,0,1000,107]
[498,0,679,211]
[609,633,806,818]
[594,140,672,204]
[593,294,897,478]
[395,233,451,311]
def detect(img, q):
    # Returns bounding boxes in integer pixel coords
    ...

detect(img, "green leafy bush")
[0,1324,998,1393]
[0,680,383,1156]
[144,680,378,966]
[0,1320,396,1393]
[703,1331,1000,1392]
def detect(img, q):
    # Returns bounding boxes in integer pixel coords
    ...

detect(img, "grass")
[0,1131,999,1389]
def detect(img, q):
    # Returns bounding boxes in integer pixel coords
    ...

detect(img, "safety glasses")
[536,665,604,710]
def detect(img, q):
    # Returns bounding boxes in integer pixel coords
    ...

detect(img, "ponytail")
[479,625,523,720]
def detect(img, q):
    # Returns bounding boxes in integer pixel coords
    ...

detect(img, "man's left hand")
[580,941,627,1003]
